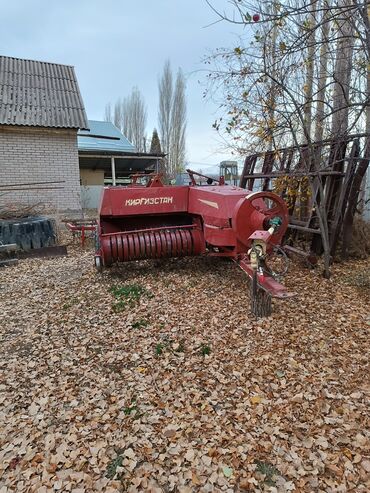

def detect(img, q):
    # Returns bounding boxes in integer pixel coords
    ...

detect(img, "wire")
[187,162,242,171]
[262,245,289,279]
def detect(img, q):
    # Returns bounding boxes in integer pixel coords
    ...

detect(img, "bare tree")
[158,60,173,163]
[169,69,187,173]
[105,88,147,151]
[121,97,131,139]
[330,0,355,137]
[158,60,187,176]
[205,0,368,150]
[104,88,147,151]
[113,100,123,130]
[204,0,370,275]
[129,87,147,152]
[265,1,279,151]
[314,0,331,143]
[303,0,317,142]
[104,103,112,122]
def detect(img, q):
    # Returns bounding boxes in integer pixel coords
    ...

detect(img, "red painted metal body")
[96,173,292,298]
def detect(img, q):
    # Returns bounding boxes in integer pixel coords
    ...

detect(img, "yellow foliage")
[251,127,267,139]
[273,175,311,209]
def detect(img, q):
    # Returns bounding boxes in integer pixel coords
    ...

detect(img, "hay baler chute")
[95,171,295,316]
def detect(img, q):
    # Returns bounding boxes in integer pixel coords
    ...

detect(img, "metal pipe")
[80,154,162,160]
[0,186,64,191]
[0,180,65,188]
[111,156,116,186]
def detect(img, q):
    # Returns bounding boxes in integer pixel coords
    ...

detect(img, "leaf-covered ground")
[1,246,369,492]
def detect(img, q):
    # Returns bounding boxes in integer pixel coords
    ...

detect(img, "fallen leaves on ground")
[0,244,369,492]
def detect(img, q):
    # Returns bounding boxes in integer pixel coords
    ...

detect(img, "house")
[0,55,88,212]
[0,56,165,213]
[78,120,163,208]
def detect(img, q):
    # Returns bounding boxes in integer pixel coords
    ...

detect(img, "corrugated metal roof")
[0,56,88,129]
[78,120,137,152]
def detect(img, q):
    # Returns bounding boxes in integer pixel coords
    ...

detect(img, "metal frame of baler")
[95,170,295,316]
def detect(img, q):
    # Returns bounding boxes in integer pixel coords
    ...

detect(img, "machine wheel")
[94,255,103,272]
[245,191,289,231]
[232,191,289,248]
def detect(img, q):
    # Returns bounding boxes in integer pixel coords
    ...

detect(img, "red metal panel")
[203,225,236,247]
[188,185,250,221]
[248,230,272,242]
[94,174,295,315]
[237,257,296,299]
[96,179,289,282]
[99,186,189,217]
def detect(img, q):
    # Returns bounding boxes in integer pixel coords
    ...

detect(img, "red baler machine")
[95,171,295,316]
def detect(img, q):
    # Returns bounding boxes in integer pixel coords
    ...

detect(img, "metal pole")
[111,156,116,186]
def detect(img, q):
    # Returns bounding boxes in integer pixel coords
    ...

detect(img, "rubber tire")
[0,217,57,251]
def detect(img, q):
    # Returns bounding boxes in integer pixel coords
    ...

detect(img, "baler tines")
[95,171,295,316]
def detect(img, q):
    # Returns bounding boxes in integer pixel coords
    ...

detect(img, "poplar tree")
[158,60,187,176]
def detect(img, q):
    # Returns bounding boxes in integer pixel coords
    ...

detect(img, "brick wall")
[0,125,81,212]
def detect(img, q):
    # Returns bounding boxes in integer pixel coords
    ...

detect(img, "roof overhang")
[78,151,165,175]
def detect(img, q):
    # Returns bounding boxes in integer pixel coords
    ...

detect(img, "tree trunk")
[341,138,370,258]
[325,0,355,247]
[358,6,370,213]
[266,1,279,152]
[314,0,330,143]
[303,1,317,142]
[330,0,355,138]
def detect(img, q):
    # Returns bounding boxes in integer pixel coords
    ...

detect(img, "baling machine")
[95,170,295,316]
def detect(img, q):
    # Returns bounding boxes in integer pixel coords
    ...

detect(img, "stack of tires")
[0,217,57,251]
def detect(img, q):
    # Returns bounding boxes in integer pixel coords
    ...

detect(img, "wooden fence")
[239,135,370,258]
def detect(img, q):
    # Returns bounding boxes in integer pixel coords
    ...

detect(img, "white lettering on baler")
[125,197,174,206]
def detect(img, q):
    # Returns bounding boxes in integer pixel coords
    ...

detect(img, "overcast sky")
[1,0,246,174]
